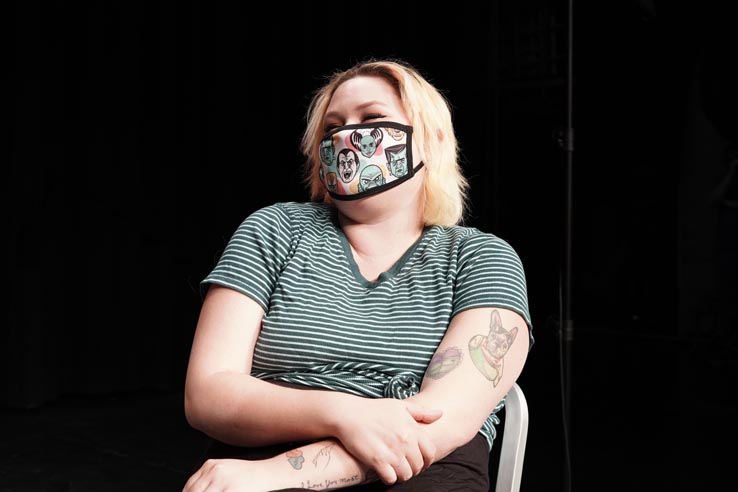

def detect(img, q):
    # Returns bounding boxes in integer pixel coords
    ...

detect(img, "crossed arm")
[182,285,529,491]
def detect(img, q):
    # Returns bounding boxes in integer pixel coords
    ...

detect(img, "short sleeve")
[200,204,293,312]
[452,234,534,345]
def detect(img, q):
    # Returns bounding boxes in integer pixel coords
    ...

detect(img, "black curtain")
[6,1,513,408]
[8,0,733,421]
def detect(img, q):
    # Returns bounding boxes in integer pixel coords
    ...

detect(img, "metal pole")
[562,1,575,490]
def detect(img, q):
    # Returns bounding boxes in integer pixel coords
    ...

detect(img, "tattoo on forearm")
[312,443,335,469]
[426,346,464,379]
[286,449,305,470]
[468,310,518,386]
[299,474,361,490]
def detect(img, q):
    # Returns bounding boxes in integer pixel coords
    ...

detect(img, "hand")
[333,398,442,485]
[182,458,271,492]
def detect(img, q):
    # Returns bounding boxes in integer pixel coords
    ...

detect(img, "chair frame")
[495,382,529,492]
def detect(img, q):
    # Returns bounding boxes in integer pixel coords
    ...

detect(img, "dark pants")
[193,433,491,492]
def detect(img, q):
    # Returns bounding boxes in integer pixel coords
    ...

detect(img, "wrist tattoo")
[286,449,305,470]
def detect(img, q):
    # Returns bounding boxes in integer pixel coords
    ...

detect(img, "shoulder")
[435,225,521,260]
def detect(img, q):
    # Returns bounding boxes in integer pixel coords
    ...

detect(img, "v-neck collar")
[334,219,432,288]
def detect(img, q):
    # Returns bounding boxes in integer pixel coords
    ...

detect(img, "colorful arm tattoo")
[426,346,464,380]
[468,310,518,386]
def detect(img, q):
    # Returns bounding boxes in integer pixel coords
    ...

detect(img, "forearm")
[405,391,480,461]
[184,438,376,492]
[185,371,355,447]
[258,439,373,491]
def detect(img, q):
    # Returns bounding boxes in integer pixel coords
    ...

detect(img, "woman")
[182,58,533,492]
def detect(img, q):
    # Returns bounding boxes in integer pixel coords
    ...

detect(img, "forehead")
[326,75,404,115]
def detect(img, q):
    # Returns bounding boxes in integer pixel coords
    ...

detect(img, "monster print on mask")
[358,165,386,192]
[320,138,336,166]
[350,127,383,158]
[385,144,408,178]
[337,148,359,183]
[318,121,424,201]
[385,126,405,141]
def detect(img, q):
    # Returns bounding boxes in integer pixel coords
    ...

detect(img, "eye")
[363,113,387,122]
[323,123,339,132]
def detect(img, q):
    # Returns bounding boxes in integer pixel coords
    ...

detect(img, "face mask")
[318,121,424,201]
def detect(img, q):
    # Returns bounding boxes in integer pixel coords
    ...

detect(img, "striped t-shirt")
[201,201,533,450]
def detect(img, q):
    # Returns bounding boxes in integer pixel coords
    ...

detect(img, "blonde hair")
[300,58,470,227]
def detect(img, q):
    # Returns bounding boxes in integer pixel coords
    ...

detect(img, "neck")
[338,211,424,283]
[338,208,425,260]
[333,170,427,271]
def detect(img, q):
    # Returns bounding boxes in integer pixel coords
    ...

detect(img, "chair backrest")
[495,382,529,492]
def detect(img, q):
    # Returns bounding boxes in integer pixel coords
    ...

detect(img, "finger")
[394,459,414,483]
[182,468,203,492]
[418,433,438,470]
[405,445,425,477]
[185,477,212,492]
[405,402,443,423]
[375,462,398,485]
[193,477,215,492]
[183,465,213,492]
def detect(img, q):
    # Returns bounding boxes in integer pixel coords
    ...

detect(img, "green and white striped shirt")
[201,201,533,449]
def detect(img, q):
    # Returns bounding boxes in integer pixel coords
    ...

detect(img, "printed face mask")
[318,121,424,200]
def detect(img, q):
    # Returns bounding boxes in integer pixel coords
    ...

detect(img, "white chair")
[495,382,529,492]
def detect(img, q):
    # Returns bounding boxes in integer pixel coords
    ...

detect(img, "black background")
[5,1,737,491]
